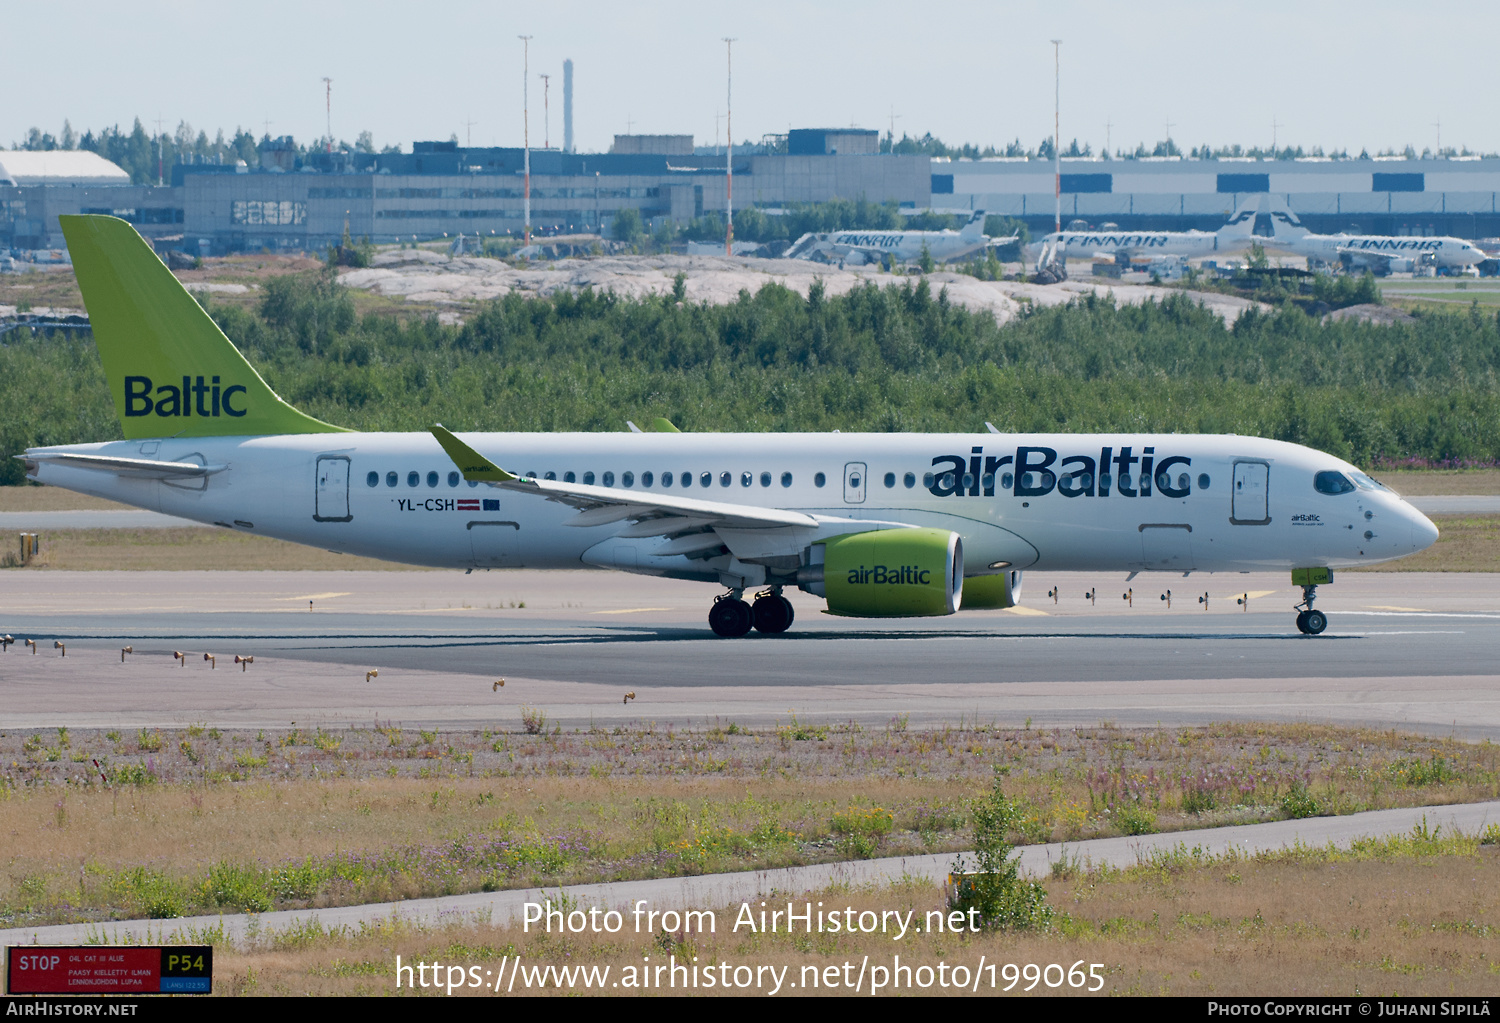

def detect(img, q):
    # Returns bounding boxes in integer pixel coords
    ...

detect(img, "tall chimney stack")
[563,59,574,154]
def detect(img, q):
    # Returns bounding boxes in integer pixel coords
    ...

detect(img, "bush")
[1280,784,1324,819]
[946,772,1052,931]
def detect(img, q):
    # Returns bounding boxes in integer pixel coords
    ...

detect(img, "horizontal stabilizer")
[22,452,226,479]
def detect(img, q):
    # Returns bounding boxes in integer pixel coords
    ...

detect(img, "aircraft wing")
[1335,246,1396,270]
[21,451,227,479]
[432,425,880,562]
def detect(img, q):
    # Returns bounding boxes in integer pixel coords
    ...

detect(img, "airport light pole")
[520,35,532,247]
[724,37,736,256]
[1051,39,1061,235]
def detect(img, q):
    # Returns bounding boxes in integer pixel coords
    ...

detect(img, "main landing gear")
[708,588,795,638]
[1294,583,1328,635]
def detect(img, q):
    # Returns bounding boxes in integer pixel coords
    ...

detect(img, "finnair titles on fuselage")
[23,216,1439,639]
[783,210,1012,266]
[1026,203,1259,264]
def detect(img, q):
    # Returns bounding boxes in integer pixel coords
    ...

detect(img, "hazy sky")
[9,2,1495,156]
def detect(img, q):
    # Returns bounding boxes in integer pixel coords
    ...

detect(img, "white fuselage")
[1280,233,1487,269]
[27,431,1437,581]
[786,229,990,265]
[1026,229,1251,263]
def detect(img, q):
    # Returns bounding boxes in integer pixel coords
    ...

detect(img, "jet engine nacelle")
[961,569,1024,610]
[798,528,963,617]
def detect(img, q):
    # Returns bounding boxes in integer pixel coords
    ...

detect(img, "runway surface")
[0,493,1493,531]
[3,569,1498,736]
[5,798,1494,949]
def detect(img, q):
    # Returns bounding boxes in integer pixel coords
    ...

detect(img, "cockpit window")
[1313,470,1356,496]
[1349,470,1394,494]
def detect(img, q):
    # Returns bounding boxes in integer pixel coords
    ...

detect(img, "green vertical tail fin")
[61,214,346,439]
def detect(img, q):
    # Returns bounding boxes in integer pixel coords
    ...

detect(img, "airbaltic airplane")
[1260,198,1487,273]
[783,210,1013,266]
[23,216,1438,637]
[1025,201,1260,267]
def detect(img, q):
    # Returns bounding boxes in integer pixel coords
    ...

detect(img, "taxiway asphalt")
[2,569,1497,737]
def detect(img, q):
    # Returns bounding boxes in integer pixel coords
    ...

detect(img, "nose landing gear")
[1294,584,1327,635]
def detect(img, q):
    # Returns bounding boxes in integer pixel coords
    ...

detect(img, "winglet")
[650,417,681,433]
[430,424,518,482]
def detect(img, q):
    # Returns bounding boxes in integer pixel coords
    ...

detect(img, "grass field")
[200,831,1500,996]
[7,527,434,571]
[2,720,1496,931]
[1346,514,1500,572]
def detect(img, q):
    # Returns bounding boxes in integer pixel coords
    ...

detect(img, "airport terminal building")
[8,131,1500,255]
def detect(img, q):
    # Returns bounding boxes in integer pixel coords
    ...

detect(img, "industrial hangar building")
[6,129,1500,254]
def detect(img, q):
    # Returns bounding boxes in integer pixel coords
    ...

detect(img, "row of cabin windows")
[363,468,1212,493]
[366,469,812,489]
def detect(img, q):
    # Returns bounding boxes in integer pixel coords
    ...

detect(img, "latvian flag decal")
[457,499,481,511]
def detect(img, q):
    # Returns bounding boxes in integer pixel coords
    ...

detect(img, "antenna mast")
[724,37,736,256]
[519,35,532,246]
[1051,39,1061,234]
[322,77,333,153]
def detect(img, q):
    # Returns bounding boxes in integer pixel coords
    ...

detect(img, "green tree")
[611,208,644,244]
[947,772,1052,931]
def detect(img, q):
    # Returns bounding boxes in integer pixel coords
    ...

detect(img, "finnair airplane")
[1260,198,1486,273]
[783,210,1014,266]
[22,216,1438,637]
[1025,201,1260,267]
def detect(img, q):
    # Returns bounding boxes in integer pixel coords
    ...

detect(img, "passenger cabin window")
[602,471,615,487]
[700,472,712,488]
[367,471,379,487]
[564,471,576,483]
[814,472,826,488]
[583,472,596,485]
[642,471,654,487]
[386,472,398,487]
[760,472,771,487]
[448,471,460,487]
[904,472,915,489]
[622,471,635,487]
[544,471,556,480]
[884,472,895,488]
[427,471,439,488]
[741,471,752,487]
[720,471,731,487]
[407,471,419,487]
[923,472,935,488]
[1198,474,1211,490]
[780,472,793,487]
[1314,470,1357,495]
[662,472,674,487]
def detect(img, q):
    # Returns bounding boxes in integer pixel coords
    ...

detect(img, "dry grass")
[1348,514,1500,572]
[1377,469,1500,495]
[3,720,1498,929]
[206,833,1500,996]
[11,528,432,571]
[0,487,129,512]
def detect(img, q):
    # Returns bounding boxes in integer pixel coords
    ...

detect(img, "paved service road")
[2,569,1498,736]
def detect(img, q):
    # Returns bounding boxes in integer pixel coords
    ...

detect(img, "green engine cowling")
[809,527,963,618]
[962,569,1024,610]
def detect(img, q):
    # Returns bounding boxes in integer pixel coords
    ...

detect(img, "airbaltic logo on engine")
[928,445,1193,499]
[124,375,248,418]
[847,565,931,585]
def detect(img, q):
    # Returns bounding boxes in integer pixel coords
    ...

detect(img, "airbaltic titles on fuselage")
[928,445,1194,499]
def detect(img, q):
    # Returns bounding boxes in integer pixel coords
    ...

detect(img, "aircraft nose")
[1406,504,1439,553]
